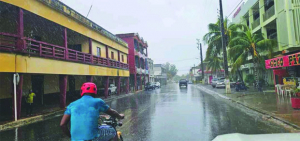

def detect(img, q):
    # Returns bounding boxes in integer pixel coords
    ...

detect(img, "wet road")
[0,84,288,141]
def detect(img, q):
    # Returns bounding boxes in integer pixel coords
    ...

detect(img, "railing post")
[64,28,68,60]
[52,47,55,57]
[83,54,85,62]
[39,44,42,56]
[75,52,78,60]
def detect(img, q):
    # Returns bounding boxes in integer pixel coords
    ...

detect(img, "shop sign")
[265,52,300,69]
[37,0,127,47]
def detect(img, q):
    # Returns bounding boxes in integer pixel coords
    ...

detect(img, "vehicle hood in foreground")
[213,133,300,141]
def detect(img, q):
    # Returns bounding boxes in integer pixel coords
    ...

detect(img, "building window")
[122,55,124,62]
[97,47,101,57]
[111,51,114,59]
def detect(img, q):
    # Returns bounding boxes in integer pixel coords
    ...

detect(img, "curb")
[0,92,138,131]
[196,85,300,131]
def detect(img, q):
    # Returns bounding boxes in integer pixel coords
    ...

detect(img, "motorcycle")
[235,82,247,91]
[95,115,124,141]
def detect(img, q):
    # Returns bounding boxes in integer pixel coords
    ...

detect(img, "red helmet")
[80,82,97,96]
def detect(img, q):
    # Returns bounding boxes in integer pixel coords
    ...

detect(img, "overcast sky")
[61,0,243,75]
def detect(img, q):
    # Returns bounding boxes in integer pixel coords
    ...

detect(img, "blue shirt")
[64,95,109,141]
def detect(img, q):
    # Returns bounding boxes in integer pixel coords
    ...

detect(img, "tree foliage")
[165,62,178,80]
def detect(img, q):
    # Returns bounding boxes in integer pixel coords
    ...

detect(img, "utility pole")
[219,0,229,77]
[219,0,231,93]
[197,39,204,80]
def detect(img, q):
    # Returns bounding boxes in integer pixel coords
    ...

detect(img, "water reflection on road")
[0,84,288,141]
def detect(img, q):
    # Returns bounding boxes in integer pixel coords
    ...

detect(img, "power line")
[227,0,244,18]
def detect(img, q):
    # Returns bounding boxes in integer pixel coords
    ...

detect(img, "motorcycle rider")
[60,82,124,141]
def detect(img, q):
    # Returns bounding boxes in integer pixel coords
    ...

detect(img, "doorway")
[31,75,44,105]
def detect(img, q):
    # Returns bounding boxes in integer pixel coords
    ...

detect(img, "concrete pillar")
[249,8,254,30]
[134,73,137,91]
[12,74,23,119]
[285,0,296,47]
[143,74,146,85]
[104,76,109,98]
[59,75,68,109]
[86,76,93,82]
[140,75,142,90]
[117,77,121,95]
[261,27,268,38]
[126,77,129,94]
[64,28,68,59]
[105,46,110,66]
[16,8,24,51]
[259,0,265,25]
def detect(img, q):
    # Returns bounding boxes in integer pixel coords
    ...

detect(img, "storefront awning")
[265,52,300,69]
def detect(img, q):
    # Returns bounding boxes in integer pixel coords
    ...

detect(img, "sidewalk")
[197,84,300,131]
[0,92,136,131]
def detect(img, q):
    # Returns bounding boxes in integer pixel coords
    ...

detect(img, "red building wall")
[120,37,136,74]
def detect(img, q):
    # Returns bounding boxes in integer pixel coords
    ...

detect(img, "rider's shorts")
[93,125,117,141]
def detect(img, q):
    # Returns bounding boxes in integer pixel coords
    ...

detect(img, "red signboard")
[265,52,300,69]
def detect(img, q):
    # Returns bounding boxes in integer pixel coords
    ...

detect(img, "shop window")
[111,51,114,59]
[97,47,101,57]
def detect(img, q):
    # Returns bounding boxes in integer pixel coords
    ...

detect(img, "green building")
[231,0,300,85]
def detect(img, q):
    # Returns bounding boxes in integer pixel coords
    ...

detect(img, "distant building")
[116,33,149,91]
[148,58,154,82]
[154,64,167,85]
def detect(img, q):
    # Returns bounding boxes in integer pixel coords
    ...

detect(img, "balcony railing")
[263,5,275,22]
[252,18,260,29]
[0,32,18,51]
[0,33,129,70]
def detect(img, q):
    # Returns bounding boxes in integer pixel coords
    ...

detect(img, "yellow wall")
[108,48,118,60]
[120,53,128,64]
[92,40,106,57]
[0,53,16,72]
[71,37,89,54]
[44,75,58,94]
[2,0,128,54]
[0,53,129,76]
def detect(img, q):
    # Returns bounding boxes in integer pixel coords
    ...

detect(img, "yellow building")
[0,0,129,120]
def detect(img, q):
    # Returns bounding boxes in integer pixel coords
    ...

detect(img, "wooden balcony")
[0,32,128,70]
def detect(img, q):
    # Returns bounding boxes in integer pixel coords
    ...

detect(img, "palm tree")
[203,18,245,60]
[228,26,277,85]
[206,56,223,75]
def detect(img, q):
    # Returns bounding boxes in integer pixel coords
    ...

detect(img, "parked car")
[211,78,219,88]
[216,79,225,88]
[154,82,161,88]
[216,79,236,88]
[145,82,155,90]
[188,81,193,84]
[212,78,224,88]
[179,79,188,88]
[99,84,117,96]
